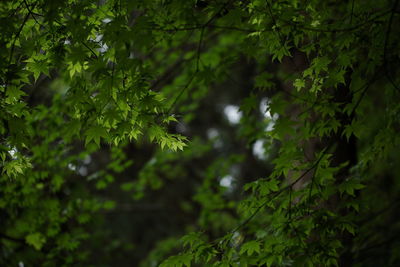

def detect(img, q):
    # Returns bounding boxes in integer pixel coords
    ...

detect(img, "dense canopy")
[1,0,400,266]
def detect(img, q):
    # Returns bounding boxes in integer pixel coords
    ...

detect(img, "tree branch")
[383,0,400,93]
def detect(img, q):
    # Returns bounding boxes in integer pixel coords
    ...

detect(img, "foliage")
[1,0,400,266]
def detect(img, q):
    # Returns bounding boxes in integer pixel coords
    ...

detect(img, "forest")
[1,0,400,266]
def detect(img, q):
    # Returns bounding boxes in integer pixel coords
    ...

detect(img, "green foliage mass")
[1,0,400,266]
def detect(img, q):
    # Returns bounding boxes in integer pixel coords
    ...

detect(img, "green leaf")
[294,78,305,91]
[2,160,26,177]
[6,86,26,103]
[339,179,365,196]
[160,253,193,267]
[240,240,261,256]
[26,233,46,250]
[85,125,108,146]
[312,56,330,74]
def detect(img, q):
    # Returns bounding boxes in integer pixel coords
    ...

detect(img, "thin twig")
[230,145,329,233]
[82,42,99,60]
[383,0,400,93]
[22,0,44,28]
[4,10,31,96]
[166,0,232,114]
[196,28,205,72]
[350,0,356,24]
[307,162,319,215]
[166,73,197,114]
[288,186,292,219]
[152,24,271,33]
[8,12,30,65]
[0,233,25,243]
[282,9,391,33]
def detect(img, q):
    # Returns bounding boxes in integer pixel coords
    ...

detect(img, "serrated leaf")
[294,78,305,91]
[85,125,108,146]
[240,240,261,256]
[339,179,365,196]
[26,233,46,250]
